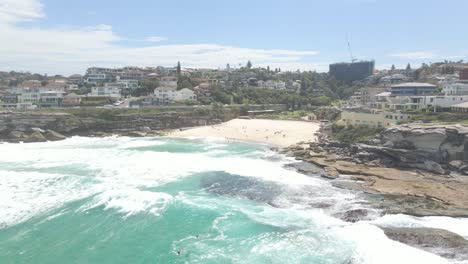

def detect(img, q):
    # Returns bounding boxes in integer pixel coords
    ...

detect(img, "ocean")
[0,137,467,263]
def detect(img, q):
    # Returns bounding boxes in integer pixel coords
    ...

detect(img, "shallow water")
[0,137,467,263]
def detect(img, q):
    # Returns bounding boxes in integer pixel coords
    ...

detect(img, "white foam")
[369,214,468,239]
[0,170,98,228]
[79,188,173,217]
[338,223,451,264]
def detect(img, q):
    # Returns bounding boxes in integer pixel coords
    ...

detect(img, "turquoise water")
[0,137,465,263]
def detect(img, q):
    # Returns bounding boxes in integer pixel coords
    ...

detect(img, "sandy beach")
[169,118,320,147]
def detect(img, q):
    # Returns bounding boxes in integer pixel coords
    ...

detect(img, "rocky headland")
[285,124,468,216]
[284,124,468,260]
[0,109,231,143]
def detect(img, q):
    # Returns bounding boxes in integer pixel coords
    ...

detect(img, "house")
[68,74,83,85]
[1,93,19,109]
[62,93,82,106]
[154,86,177,103]
[451,102,468,113]
[442,81,468,95]
[86,73,109,84]
[390,82,438,96]
[380,74,409,84]
[91,85,122,98]
[17,89,41,104]
[40,91,65,108]
[175,88,197,101]
[337,109,412,128]
[376,94,468,111]
[153,87,197,103]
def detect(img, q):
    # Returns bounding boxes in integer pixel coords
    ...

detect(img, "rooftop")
[452,102,468,108]
[391,82,436,88]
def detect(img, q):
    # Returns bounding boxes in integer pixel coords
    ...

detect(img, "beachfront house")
[337,109,412,128]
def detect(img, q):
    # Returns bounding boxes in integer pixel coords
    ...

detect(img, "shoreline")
[168,118,320,148]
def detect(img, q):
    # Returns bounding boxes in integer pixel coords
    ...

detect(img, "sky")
[0,0,467,76]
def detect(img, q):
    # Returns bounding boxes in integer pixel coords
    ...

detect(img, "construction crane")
[346,35,357,63]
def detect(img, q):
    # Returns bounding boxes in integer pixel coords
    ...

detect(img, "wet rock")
[200,172,283,204]
[372,194,468,217]
[321,166,339,179]
[285,161,323,176]
[382,227,468,260]
[44,130,66,141]
[335,209,369,223]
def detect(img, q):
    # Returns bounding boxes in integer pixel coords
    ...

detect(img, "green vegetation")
[411,111,468,124]
[132,79,159,96]
[331,124,384,144]
[210,87,331,109]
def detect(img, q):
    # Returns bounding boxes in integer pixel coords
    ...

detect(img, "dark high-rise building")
[460,68,468,81]
[329,61,375,82]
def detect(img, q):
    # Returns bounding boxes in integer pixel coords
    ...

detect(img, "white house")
[442,82,468,95]
[91,85,122,98]
[154,87,197,103]
[175,88,197,101]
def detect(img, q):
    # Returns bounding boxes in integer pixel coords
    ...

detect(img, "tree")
[133,79,159,96]
[267,66,270,72]
[391,64,396,72]
[414,69,422,80]
[246,60,252,69]
[406,63,412,71]
[177,75,193,89]
[176,61,181,75]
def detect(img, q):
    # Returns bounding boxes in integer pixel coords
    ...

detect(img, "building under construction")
[329,60,375,82]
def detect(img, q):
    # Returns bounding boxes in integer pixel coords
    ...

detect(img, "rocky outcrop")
[6,128,67,143]
[284,133,468,217]
[382,227,468,260]
[356,124,468,174]
[0,109,232,143]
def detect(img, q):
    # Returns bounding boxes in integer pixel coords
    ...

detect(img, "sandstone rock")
[24,131,47,142]
[44,130,66,141]
[285,162,323,176]
[448,160,464,171]
[321,166,339,179]
[6,131,26,142]
[424,160,446,175]
[382,227,468,260]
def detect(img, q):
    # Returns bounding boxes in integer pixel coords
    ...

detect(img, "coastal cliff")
[0,108,236,142]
